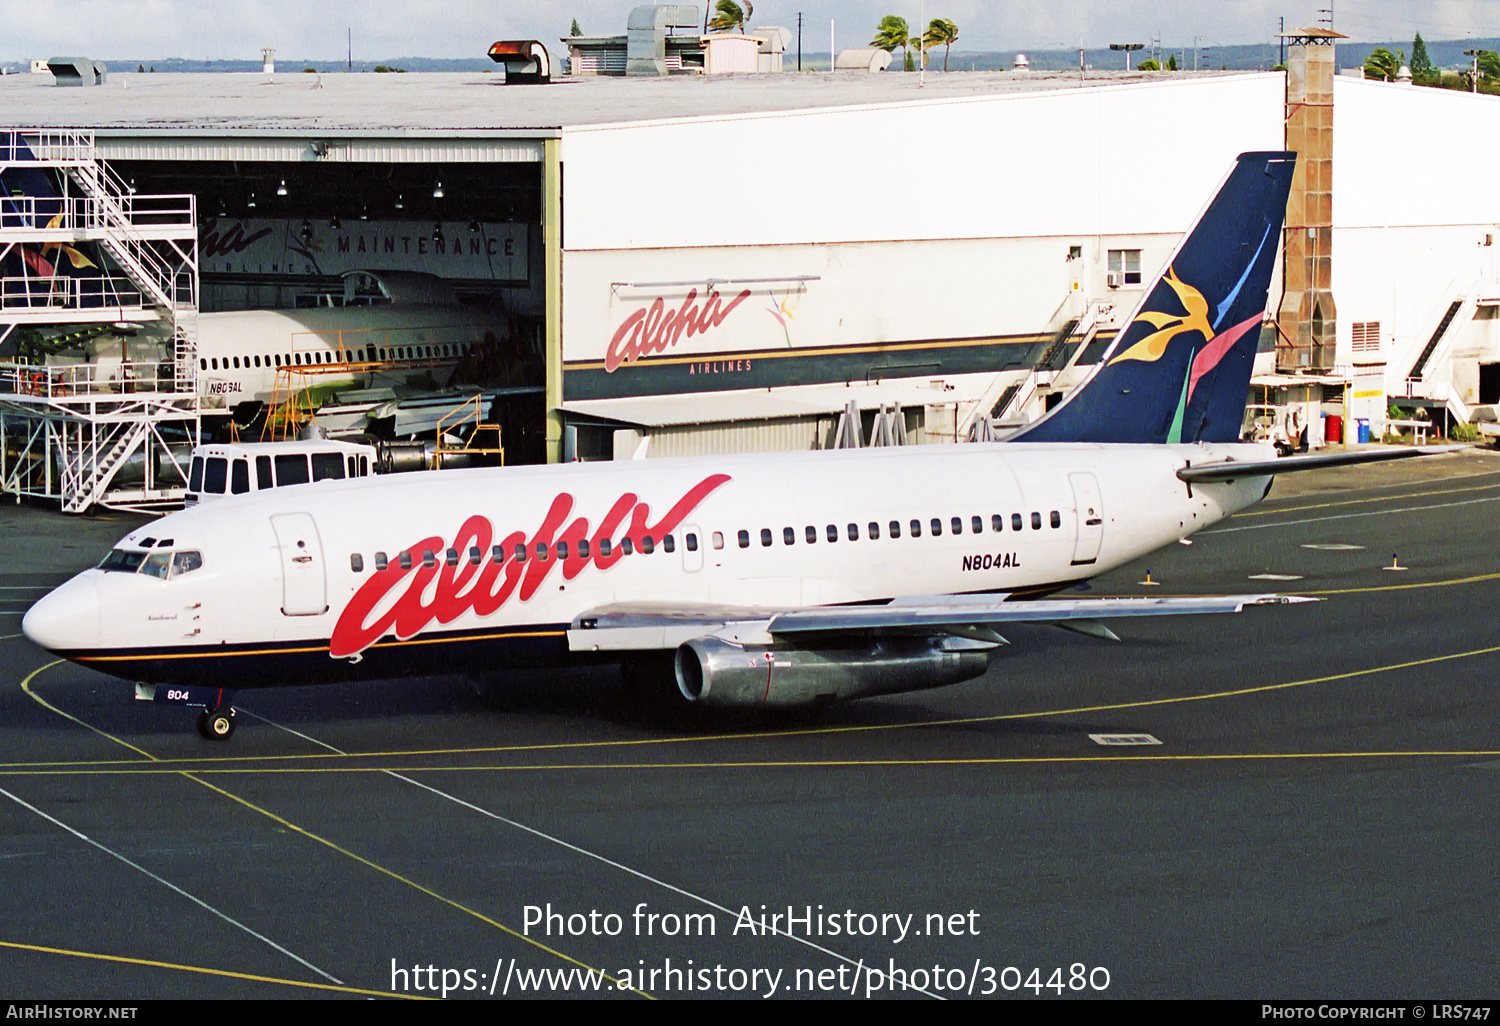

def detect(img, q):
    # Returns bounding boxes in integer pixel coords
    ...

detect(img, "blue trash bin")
[1356,418,1370,444]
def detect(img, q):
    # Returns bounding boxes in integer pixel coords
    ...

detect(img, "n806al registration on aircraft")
[22,153,1434,740]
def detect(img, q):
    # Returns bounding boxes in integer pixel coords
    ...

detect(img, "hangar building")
[1,40,1497,495]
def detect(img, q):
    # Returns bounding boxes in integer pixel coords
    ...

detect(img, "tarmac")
[3,447,1499,1000]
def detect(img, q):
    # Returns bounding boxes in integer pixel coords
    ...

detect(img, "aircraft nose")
[23,576,101,653]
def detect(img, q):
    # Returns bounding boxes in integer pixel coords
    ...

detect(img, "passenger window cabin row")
[200,341,472,372]
[345,510,1065,573]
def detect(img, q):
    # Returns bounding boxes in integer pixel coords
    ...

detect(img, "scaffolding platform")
[0,128,199,512]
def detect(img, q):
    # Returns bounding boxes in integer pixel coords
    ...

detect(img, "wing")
[566,592,1315,652]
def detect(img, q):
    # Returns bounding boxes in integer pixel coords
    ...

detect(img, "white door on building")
[1068,472,1104,565]
[271,513,327,616]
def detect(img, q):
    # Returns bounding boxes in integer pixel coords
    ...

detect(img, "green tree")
[1480,50,1500,81]
[570,18,582,36]
[708,0,753,32]
[1409,32,1433,80]
[923,18,958,72]
[871,15,911,70]
[1363,46,1400,81]
[1137,58,1161,71]
[1167,53,1178,71]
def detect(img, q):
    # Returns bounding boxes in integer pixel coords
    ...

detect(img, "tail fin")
[1011,151,1295,445]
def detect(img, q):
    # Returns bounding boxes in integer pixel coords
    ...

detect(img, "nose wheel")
[196,708,236,740]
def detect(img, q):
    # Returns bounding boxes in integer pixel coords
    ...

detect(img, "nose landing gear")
[196,707,236,740]
[135,683,239,741]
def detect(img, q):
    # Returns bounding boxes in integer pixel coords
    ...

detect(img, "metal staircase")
[0,129,200,511]
[960,299,1106,440]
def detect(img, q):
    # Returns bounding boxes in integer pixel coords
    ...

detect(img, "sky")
[0,0,1495,61]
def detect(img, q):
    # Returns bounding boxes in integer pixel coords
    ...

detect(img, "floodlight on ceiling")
[329,215,341,230]
[468,220,480,233]
[277,179,288,196]
[432,222,443,242]
[394,193,404,210]
[432,181,444,199]
[300,219,313,242]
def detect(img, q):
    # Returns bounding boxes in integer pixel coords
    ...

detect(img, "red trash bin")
[1325,414,1343,444]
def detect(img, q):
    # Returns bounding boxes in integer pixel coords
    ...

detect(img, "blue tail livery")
[1012,151,1296,445]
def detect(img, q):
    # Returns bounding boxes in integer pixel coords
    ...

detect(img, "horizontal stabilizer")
[1178,445,1464,483]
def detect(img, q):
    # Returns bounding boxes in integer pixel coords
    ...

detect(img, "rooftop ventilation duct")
[488,40,552,83]
[47,57,107,86]
[627,5,699,76]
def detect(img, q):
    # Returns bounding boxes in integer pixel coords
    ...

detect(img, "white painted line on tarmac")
[1249,574,1303,581]
[0,785,344,986]
[239,708,939,997]
[1207,495,1500,533]
[1301,543,1365,551]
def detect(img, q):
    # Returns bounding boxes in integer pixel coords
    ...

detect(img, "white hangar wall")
[561,75,1287,249]
[556,75,1286,402]
[1331,78,1500,398]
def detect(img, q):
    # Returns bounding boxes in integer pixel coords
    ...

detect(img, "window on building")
[1108,248,1142,285]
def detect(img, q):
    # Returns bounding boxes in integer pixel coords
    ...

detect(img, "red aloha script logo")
[605,287,753,373]
[328,473,732,658]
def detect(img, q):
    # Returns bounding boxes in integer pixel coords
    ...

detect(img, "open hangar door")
[112,158,549,464]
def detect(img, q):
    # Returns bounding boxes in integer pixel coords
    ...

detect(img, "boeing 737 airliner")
[22,152,1437,739]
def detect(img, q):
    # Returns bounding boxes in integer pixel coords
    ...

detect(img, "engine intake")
[673,635,992,709]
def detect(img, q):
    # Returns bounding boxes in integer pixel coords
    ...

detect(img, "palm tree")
[1363,47,1401,82]
[870,15,910,70]
[923,19,958,72]
[708,0,753,33]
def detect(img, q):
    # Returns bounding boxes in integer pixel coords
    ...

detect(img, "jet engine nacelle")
[673,635,992,709]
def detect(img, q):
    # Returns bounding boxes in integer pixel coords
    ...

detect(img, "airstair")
[0,129,199,512]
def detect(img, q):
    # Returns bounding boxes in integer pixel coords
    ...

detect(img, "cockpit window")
[99,548,146,573]
[98,547,204,577]
[171,551,204,576]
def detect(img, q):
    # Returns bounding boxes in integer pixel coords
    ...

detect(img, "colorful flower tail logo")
[1108,268,1213,366]
[766,289,798,347]
[21,214,97,277]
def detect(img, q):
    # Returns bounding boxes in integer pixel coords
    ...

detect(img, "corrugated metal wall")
[645,416,835,458]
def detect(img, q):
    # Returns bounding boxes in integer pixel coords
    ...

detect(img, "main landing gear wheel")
[197,708,236,740]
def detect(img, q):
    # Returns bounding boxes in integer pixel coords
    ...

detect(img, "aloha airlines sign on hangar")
[555,75,1284,405]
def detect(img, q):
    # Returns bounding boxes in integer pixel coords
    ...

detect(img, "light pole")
[1464,48,1480,93]
[1109,42,1144,70]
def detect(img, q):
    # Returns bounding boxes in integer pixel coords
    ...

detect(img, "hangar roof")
[0,68,1250,134]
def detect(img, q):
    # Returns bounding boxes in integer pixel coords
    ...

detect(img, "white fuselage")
[23,441,1275,685]
[193,305,489,408]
